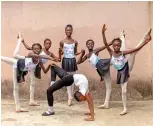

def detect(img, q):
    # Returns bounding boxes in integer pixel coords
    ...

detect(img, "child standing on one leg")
[1,33,56,112]
[102,24,151,115]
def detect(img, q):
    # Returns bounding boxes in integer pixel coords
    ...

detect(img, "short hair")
[74,91,81,102]
[65,24,73,30]
[86,39,94,45]
[112,38,122,44]
[44,38,51,44]
[32,43,42,50]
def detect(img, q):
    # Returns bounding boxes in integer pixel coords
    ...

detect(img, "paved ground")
[1,99,153,126]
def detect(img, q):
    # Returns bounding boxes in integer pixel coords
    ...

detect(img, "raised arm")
[102,24,113,56]
[123,29,152,55]
[95,41,113,55]
[22,40,32,50]
[77,49,87,64]
[85,92,94,121]
[17,33,32,50]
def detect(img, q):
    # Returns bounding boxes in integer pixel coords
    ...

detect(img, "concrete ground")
[1,99,153,126]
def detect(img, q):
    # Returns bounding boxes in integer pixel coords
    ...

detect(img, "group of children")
[1,24,152,121]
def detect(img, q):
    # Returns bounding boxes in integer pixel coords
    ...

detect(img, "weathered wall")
[1,1,152,83]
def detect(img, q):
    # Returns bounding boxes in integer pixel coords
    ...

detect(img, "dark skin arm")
[84,92,94,121]
[17,34,32,50]
[94,41,113,55]
[22,39,32,50]
[74,41,81,55]
[77,50,87,64]
[50,51,61,62]
[102,24,113,56]
[27,52,58,62]
[39,61,55,74]
[59,41,64,61]
[123,33,151,55]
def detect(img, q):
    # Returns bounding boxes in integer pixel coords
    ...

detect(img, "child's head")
[86,39,94,50]
[112,38,122,53]
[44,38,52,50]
[74,91,86,102]
[32,43,42,55]
[65,24,73,37]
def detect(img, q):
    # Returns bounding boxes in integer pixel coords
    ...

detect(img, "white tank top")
[111,53,127,70]
[39,51,50,64]
[24,58,38,71]
[73,74,89,96]
[88,53,100,68]
[63,43,75,58]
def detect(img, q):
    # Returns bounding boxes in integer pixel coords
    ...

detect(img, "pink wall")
[1,1,152,82]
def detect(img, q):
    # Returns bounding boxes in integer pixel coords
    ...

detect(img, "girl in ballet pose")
[22,38,61,83]
[77,31,127,110]
[1,33,57,112]
[101,24,151,115]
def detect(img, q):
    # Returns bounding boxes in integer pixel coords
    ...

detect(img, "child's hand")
[50,63,55,66]
[102,24,107,33]
[84,117,94,121]
[53,59,59,62]
[59,48,63,54]
[49,57,58,62]
[81,49,85,55]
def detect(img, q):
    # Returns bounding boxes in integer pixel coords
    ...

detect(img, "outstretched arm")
[77,49,87,64]
[123,29,152,55]
[85,92,94,121]
[102,24,113,56]
[27,52,58,62]
[95,41,113,55]
[50,51,61,62]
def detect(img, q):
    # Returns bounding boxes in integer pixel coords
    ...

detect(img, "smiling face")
[32,45,41,54]
[112,38,122,53]
[65,25,73,37]
[44,39,52,50]
[86,40,94,50]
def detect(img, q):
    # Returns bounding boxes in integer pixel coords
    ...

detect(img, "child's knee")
[122,88,127,95]
[47,88,53,95]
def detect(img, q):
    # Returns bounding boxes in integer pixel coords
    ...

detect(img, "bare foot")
[16,108,28,113]
[97,104,109,109]
[29,102,40,106]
